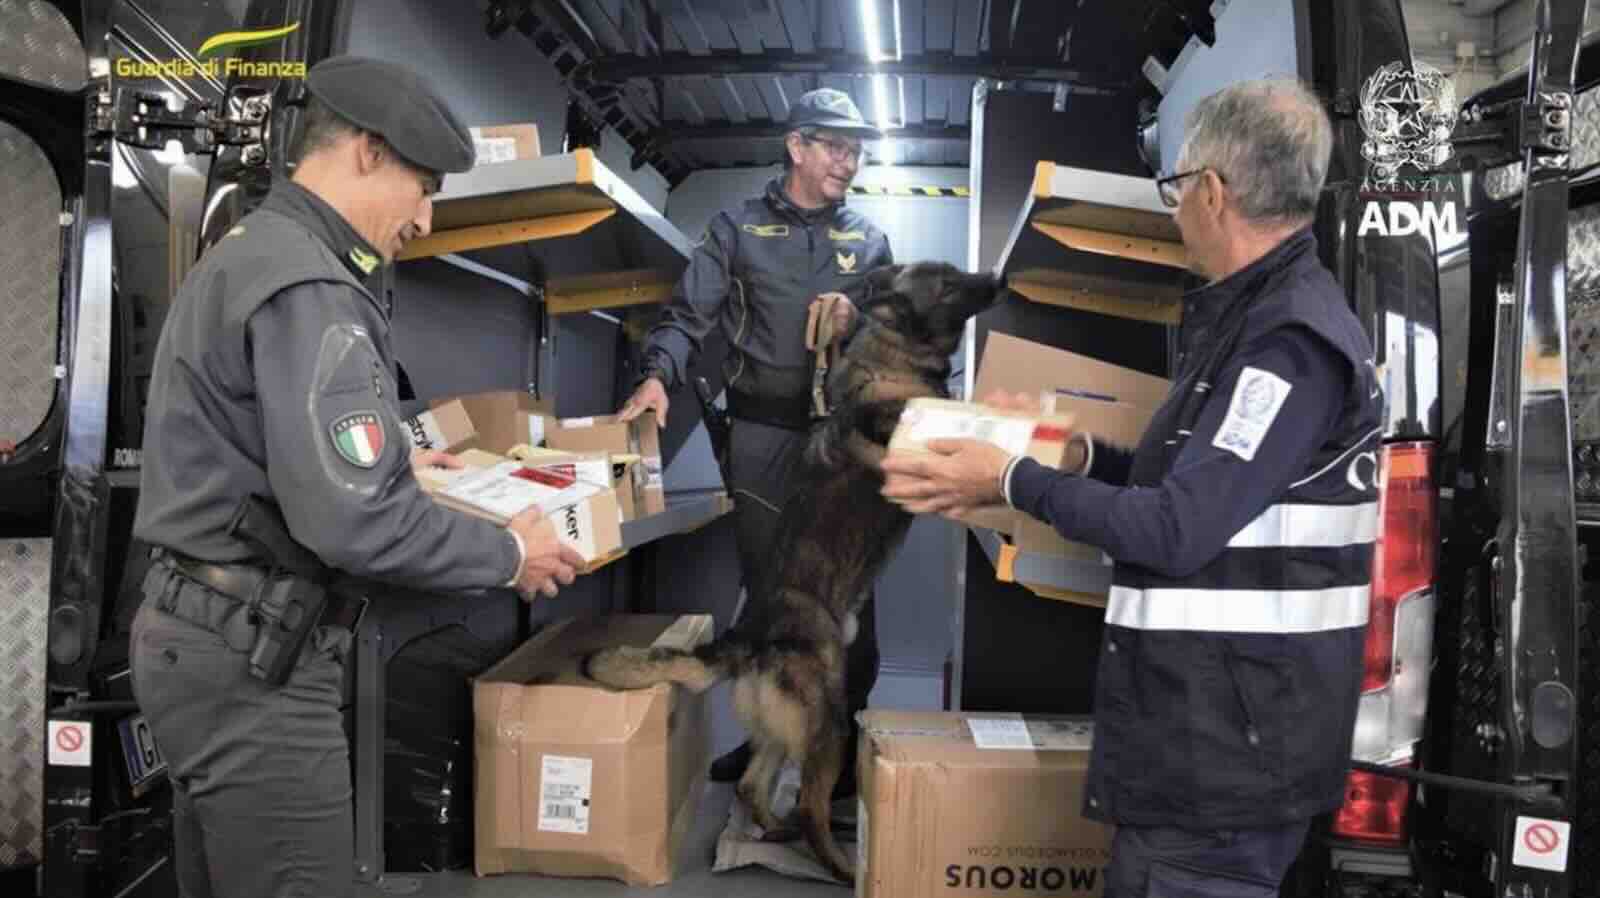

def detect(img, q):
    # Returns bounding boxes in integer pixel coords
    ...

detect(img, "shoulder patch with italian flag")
[330,411,386,468]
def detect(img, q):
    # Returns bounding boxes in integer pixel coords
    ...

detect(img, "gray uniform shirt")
[134,181,520,592]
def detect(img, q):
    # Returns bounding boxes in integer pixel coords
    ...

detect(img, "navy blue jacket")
[1008,229,1383,828]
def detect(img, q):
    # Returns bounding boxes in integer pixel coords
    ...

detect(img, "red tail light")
[1362,444,1437,691]
[1333,768,1413,843]
[1333,442,1437,845]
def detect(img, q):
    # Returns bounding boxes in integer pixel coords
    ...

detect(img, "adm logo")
[1356,60,1462,238]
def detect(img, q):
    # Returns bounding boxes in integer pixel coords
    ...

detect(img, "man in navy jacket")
[882,79,1382,896]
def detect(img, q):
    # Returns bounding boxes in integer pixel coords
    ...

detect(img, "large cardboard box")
[470,123,541,166]
[887,398,1077,534]
[414,448,622,564]
[473,614,712,885]
[974,333,1169,562]
[857,710,1112,898]
[546,413,666,517]
[399,399,477,453]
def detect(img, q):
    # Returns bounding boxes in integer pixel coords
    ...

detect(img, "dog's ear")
[864,264,902,300]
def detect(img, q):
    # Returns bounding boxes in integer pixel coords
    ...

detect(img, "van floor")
[355,781,847,898]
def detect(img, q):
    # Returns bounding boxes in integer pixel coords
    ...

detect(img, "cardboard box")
[453,391,556,457]
[470,123,541,166]
[974,333,1169,562]
[546,413,666,518]
[510,445,644,523]
[887,398,1078,534]
[857,710,1112,898]
[414,448,622,564]
[399,399,477,453]
[473,614,712,885]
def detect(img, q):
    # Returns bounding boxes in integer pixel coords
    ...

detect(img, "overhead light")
[860,0,903,62]
[891,0,903,61]
[873,73,895,164]
[860,0,903,164]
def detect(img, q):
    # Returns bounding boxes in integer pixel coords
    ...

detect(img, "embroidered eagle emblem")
[835,250,857,274]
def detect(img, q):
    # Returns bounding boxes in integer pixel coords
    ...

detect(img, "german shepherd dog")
[583,262,1004,883]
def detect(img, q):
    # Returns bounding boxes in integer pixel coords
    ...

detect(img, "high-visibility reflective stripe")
[1106,584,1370,634]
[1225,502,1378,549]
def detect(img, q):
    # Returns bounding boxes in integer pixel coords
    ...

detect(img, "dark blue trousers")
[1104,819,1312,897]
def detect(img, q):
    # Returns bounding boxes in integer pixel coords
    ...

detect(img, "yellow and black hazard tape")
[848,185,971,197]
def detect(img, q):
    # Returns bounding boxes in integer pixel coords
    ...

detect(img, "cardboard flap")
[478,615,711,687]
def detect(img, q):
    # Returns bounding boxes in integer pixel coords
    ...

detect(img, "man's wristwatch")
[503,529,527,588]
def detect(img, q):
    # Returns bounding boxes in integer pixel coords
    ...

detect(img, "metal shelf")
[621,489,734,550]
[397,149,692,316]
[970,525,1111,608]
[992,161,1187,325]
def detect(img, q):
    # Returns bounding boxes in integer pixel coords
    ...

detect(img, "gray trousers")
[130,561,353,898]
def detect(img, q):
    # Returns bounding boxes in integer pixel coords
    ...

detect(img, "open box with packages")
[473,614,712,886]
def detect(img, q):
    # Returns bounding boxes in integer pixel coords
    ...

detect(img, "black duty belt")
[726,388,817,432]
[155,548,367,631]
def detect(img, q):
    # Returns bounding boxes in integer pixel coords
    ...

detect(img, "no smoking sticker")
[48,720,92,767]
[1512,816,1571,872]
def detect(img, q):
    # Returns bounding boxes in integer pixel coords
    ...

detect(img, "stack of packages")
[402,392,713,886]
[888,331,1170,607]
[857,331,1173,897]
[398,390,666,568]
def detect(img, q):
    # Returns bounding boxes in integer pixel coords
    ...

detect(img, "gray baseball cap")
[787,88,882,138]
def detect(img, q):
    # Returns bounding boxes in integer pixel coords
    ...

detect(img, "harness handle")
[806,293,848,419]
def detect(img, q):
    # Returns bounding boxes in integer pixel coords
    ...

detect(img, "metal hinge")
[1456,90,1575,172]
[89,84,272,164]
[1525,90,1574,171]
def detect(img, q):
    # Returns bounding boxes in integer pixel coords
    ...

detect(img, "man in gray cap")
[130,55,584,898]
[618,87,894,794]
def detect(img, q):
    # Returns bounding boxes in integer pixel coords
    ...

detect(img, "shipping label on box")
[857,710,1112,898]
[473,614,712,886]
[416,449,621,563]
[469,123,540,166]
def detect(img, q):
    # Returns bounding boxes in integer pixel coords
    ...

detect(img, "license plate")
[118,714,167,795]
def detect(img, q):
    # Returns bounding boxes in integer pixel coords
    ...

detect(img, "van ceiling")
[487,0,1206,184]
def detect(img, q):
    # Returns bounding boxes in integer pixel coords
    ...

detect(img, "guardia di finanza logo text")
[115,22,306,79]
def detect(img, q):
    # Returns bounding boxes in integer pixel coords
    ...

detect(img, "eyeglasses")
[1156,168,1226,208]
[803,133,864,164]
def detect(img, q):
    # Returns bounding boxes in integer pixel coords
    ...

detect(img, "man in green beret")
[131,55,584,898]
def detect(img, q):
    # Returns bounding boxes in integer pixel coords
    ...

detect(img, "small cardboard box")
[453,391,556,457]
[510,445,643,523]
[399,399,477,453]
[974,333,1168,564]
[887,398,1078,534]
[469,123,541,166]
[856,710,1113,898]
[415,448,622,564]
[546,413,666,518]
[473,614,713,885]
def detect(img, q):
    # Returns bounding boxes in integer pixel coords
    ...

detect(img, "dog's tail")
[581,637,747,693]
[800,715,855,884]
